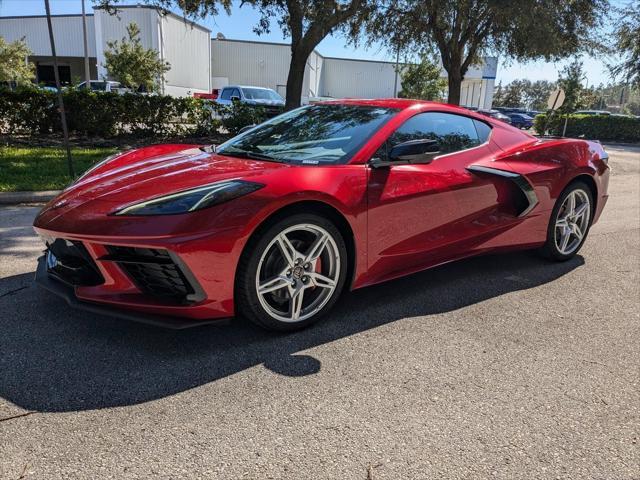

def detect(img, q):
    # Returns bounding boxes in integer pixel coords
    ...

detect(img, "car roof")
[315,98,481,113]
[224,85,275,91]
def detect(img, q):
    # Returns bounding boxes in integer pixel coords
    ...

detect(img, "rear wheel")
[540,181,593,261]
[236,213,347,331]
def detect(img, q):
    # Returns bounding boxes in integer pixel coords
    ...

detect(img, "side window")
[473,119,492,144]
[231,88,241,99]
[219,88,232,100]
[389,112,481,155]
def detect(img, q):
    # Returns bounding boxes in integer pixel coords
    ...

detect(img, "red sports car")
[33,99,610,331]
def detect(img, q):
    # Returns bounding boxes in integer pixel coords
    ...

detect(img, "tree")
[97,0,375,110]
[557,60,585,113]
[625,100,640,116]
[500,79,528,107]
[580,86,601,109]
[610,0,639,88]
[524,80,556,111]
[366,0,607,105]
[397,56,447,100]
[250,1,376,109]
[103,22,170,91]
[0,36,35,87]
[495,79,556,109]
[492,81,504,106]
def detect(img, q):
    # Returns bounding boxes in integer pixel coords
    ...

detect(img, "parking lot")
[0,145,638,479]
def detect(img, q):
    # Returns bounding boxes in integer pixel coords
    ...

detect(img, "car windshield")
[243,88,283,101]
[216,104,398,165]
[89,82,108,91]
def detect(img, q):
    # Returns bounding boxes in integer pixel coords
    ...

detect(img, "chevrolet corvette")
[33,99,610,331]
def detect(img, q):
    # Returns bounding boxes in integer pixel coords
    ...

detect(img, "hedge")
[0,87,271,139]
[533,113,640,142]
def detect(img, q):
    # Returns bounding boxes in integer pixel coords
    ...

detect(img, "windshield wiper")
[199,145,216,153]
[218,149,287,163]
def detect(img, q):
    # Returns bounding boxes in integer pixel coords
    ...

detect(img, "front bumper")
[35,256,228,329]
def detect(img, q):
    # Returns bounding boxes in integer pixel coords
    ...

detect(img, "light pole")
[393,46,400,98]
[81,0,91,86]
[44,0,74,177]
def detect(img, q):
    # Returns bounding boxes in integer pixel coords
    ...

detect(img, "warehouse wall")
[0,15,96,57]
[307,50,324,98]
[211,39,292,97]
[320,57,398,98]
[94,6,209,96]
[30,56,98,85]
[161,15,210,93]
[94,7,159,82]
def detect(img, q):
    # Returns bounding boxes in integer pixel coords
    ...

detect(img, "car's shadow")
[0,251,584,413]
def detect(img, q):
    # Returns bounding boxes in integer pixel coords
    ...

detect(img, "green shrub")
[184,97,222,137]
[63,88,122,137]
[218,100,267,136]
[534,113,640,142]
[0,87,57,134]
[0,87,259,139]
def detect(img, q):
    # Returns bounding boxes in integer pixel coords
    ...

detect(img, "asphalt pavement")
[0,145,638,479]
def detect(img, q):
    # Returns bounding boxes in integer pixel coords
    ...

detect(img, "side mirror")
[389,138,440,163]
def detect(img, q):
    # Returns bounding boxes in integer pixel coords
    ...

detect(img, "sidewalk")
[0,190,60,205]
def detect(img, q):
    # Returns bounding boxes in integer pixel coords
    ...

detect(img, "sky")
[0,0,625,87]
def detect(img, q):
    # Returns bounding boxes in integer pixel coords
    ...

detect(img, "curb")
[0,190,61,205]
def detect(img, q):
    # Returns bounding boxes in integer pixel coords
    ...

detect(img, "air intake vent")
[103,246,200,304]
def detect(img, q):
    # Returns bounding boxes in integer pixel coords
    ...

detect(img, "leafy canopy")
[0,36,35,86]
[397,56,447,101]
[365,0,607,104]
[610,0,639,88]
[96,0,373,109]
[557,60,586,113]
[493,79,557,110]
[103,22,170,91]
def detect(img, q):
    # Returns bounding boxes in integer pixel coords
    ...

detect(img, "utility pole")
[44,0,74,177]
[393,46,400,98]
[81,0,91,87]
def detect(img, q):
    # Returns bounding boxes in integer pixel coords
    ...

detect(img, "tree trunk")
[446,69,463,105]
[284,46,308,111]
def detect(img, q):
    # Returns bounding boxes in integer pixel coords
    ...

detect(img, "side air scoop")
[466,165,539,217]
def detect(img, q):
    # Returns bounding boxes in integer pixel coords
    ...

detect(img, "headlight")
[114,180,264,216]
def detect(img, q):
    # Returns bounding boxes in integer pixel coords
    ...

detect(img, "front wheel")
[540,181,593,261]
[236,213,347,331]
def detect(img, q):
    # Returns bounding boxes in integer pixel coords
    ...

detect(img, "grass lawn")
[0,146,118,192]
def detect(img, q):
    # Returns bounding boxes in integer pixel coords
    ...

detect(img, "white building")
[211,38,497,108]
[0,5,211,97]
[1,5,497,108]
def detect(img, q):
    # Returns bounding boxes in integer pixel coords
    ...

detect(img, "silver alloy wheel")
[255,223,341,323]
[554,189,591,255]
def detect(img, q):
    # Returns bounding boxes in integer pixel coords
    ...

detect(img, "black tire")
[235,213,348,331]
[539,180,594,261]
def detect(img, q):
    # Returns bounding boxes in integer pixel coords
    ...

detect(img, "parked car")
[494,107,528,115]
[217,85,285,117]
[574,110,611,116]
[76,80,130,94]
[34,99,609,332]
[526,110,541,118]
[478,109,512,124]
[506,113,534,129]
[194,89,219,100]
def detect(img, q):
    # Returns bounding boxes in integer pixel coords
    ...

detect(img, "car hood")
[36,145,288,223]
[245,99,285,107]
